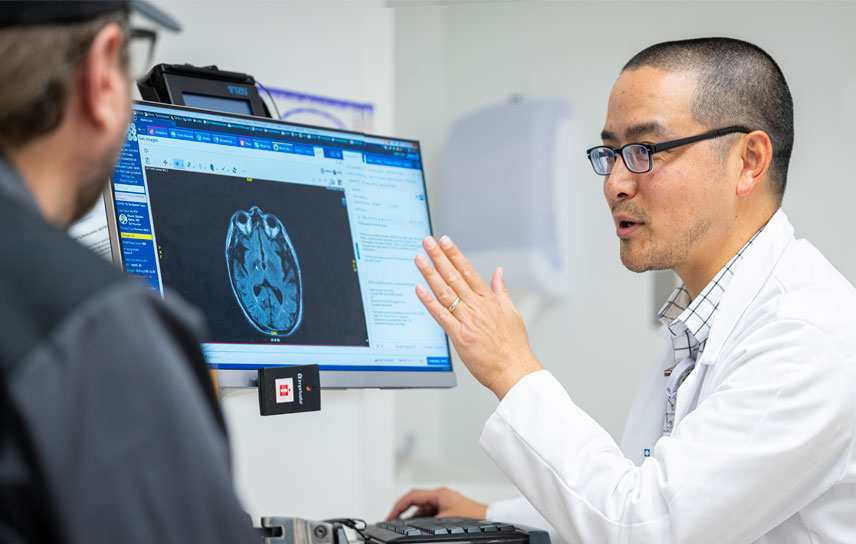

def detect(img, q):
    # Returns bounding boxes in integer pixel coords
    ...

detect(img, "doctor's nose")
[604,157,639,202]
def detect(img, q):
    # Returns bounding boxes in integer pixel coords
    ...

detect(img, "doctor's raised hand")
[385,235,537,522]
[413,235,543,400]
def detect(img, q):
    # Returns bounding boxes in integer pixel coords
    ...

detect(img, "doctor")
[389,38,856,542]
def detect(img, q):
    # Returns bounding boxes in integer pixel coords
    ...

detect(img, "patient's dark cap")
[0,1,181,32]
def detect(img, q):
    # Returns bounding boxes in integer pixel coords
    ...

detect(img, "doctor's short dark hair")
[623,37,794,204]
[0,11,129,147]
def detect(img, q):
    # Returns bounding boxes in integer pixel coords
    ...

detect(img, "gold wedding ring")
[448,297,461,313]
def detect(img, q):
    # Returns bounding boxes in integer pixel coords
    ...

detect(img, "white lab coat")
[481,209,856,543]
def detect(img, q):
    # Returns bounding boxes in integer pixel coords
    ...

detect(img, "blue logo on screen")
[227,85,249,96]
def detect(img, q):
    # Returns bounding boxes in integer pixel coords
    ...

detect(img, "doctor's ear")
[735,130,773,197]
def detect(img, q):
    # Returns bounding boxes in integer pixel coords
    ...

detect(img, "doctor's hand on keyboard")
[374,488,551,544]
[387,487,487,520]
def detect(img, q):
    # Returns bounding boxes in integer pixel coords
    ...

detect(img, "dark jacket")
[0,155,256,543]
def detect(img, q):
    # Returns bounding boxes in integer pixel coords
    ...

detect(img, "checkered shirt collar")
[658,227,765,364]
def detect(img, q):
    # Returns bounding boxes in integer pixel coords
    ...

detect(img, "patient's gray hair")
[0,12,128,147]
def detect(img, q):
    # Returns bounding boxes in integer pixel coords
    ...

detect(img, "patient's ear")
[77,22,127,132]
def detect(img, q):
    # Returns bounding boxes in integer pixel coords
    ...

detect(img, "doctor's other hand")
[414,235,543,400]
[387,487,488,520]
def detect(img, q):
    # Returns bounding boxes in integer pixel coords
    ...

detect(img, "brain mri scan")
[226,206,303,336]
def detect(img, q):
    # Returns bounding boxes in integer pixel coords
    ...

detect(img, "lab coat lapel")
[699,209,794,366]
[673,209,794,424]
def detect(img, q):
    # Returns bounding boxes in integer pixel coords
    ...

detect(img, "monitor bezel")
[105,100,455,389]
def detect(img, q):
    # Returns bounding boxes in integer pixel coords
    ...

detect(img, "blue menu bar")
[272,141,293,153]
[324,148,344,160]
[140,114,418,168]
[212,134,238,146]
[146,126,169,137]
[169,128,195,141]
[365,153,419,170]
[295,144,315,156]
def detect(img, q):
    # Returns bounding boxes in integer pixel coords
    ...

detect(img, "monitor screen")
[107,101,454,388]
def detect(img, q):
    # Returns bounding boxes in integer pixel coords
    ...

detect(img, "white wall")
[146,0,398,522]
[148,1,394,133]
[392,0,856,503]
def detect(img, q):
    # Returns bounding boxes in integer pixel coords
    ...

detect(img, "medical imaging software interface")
[110,103,450,373]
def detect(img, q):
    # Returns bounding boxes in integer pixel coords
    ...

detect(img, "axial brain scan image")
[226,205,303,336]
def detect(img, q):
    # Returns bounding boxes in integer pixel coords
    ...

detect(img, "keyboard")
[363,517,550,544]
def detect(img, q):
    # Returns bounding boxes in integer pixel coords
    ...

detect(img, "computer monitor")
[106,101,454,389]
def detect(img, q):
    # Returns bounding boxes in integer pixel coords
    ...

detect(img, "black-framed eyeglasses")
[586,125,752,176]
[128,27,158,81]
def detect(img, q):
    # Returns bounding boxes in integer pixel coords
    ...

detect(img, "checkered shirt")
[658,228,764,437]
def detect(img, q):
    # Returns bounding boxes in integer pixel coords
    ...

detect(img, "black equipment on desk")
[363,517,550,544]
[259,517,347,544]
[138,63,271,118]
